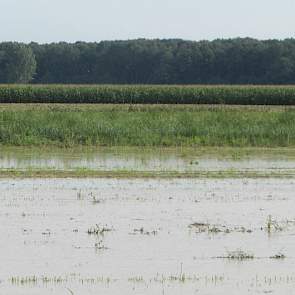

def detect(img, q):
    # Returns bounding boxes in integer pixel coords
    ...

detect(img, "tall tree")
[2,38,295,84]
[0,43,36,83]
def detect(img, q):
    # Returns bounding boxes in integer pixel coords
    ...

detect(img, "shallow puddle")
[1,178,295,294]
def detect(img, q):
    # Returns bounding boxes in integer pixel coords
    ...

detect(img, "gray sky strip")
[1,0,294,43]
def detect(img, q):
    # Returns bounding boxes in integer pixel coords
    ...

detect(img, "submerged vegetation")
[221,250,255,260]
[0,104,295,147]
[87,224,112,235]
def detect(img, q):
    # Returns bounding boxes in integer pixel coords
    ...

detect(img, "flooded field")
[1,176,295,294]
[1,147,295,177]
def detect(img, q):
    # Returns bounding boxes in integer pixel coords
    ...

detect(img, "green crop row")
[1,85,295,105]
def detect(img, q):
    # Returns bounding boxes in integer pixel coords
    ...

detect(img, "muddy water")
[1,178,295,294]
[1,147,295,174]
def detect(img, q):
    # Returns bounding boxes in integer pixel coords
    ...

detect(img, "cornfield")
[1,85,295,105]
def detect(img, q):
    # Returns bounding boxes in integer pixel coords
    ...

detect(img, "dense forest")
[1,38,295,84]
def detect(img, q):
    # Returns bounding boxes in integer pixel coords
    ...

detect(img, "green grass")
[1,167,295,179]
[0,104,295,147]
[1,84,295,104]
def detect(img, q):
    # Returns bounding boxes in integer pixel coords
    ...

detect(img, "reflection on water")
[0,147,295,173]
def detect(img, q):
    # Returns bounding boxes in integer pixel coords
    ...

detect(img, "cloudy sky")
[1,0,294,43]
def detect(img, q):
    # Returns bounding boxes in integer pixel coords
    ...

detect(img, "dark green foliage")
[28,38,295,84]
[0,43,36,83]
[2,38,295,84]
[0,85,295,105]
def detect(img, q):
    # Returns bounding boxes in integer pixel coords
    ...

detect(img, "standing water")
[1,148,295,294]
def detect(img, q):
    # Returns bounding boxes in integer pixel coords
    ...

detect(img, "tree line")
[1,38,295,84]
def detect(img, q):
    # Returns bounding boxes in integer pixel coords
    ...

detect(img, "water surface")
[1,178,295,294]
[1,147,295,175]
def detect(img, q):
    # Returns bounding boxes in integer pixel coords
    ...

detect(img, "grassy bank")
[1,85,295,105]
[0,104,295,147]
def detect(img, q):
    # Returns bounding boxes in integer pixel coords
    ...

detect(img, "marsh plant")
[132,227,158,235]
[266,215,284,233]
[220,249,254,260]
[95,239,108,251]
[89,192,103,204]
[87,224,112,235]
[270,252,286,259]
[189,222,252,234]
[77,190,83,200]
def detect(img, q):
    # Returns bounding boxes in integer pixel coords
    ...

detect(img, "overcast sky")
[1,0,295,43]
